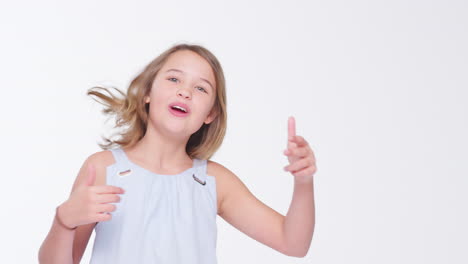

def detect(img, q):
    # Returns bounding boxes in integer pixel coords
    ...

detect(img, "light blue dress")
[89,148,218,263]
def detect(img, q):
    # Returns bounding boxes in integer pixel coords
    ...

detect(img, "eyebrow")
[165,69,214,91]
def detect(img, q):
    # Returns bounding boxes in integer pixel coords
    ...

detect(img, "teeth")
[172,105,187,113]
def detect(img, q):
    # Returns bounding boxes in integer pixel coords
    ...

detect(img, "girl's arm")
[281,117,317,257]
[211,160,315,258]
[211,161,291,255]
[283,177,315,257]
[213,117,316,258]
[38,203,77,264]
[38,153,107,264]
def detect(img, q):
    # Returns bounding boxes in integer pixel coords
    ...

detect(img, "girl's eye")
[168,77,207,93]
[196,86,207,93]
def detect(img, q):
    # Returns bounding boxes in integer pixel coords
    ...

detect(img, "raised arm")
[282,116,316,257]
[209,161,291,255]
[211,116,317,258]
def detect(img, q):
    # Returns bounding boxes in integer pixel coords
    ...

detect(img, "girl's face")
[145,50,217,137]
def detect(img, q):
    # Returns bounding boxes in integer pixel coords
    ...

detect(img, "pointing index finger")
[287,116,296,149]
[288,116,296,140]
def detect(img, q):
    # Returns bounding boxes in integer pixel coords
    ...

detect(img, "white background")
[1,0,467,263]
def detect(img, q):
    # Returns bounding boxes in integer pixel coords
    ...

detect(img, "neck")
[123,124,193,172]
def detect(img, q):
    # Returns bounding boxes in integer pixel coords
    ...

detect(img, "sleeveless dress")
[89,148,218,264]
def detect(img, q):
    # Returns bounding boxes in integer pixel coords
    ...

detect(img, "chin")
[163,121,195,137]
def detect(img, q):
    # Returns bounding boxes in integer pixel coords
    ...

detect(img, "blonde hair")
[87,43,227,160]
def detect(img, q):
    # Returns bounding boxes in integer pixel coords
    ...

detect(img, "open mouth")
[169,105,189,117]
[171,105,187,113]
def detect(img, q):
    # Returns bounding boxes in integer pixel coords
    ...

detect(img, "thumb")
[85,163,96,186]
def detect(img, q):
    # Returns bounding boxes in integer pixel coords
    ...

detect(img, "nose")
[177,86,192,99]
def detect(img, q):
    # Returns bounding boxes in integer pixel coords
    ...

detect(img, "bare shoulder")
[85,150,116,186]
[206,160,249,217]
[87,149,116,168]
[206,159,230,177]
[71,150,116,191]
[206,160,230,216]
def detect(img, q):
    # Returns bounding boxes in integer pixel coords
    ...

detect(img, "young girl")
[38,43,317,263]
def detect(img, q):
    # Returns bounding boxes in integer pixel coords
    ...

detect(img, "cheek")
[201,99,216,118]
[150,84,171,103]
[151,79,170,94]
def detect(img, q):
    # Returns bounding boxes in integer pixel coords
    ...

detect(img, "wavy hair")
[87,43,227,160]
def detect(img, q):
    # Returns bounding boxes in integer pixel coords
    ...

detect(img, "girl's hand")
[57,163,125,229]
[283,116,317,183]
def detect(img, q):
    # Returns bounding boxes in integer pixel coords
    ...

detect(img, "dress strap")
[110,147,132,173]
[192,159,208,184]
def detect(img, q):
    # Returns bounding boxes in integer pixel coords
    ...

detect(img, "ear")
[204,108,218,125]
